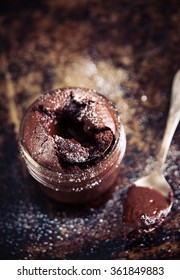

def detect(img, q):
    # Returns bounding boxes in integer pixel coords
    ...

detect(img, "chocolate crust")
[22,88,118,172]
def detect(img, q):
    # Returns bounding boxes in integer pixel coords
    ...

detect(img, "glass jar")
[19,88,126,203]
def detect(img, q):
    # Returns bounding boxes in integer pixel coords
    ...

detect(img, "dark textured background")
[0,0,179,259]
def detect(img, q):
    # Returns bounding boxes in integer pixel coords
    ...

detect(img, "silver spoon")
[123,70,180,233]
[135,70,180,198]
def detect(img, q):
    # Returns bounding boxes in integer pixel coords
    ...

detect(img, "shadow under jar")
[19,87,126,203]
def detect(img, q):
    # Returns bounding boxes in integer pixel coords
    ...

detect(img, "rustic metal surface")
[0,0,179,259]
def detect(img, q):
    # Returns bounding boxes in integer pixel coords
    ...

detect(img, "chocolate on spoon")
[123,70,180,234]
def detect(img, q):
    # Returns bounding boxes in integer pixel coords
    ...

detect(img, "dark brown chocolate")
[123,185,172,234]
[22,88,116,172]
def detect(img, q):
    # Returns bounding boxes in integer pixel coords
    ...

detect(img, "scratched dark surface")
[0,0,179,259]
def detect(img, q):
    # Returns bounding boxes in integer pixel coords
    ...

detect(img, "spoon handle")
[156,70,180,171]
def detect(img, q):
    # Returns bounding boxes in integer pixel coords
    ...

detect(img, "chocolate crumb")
[95,128,114,153]
[54,135,89,163]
